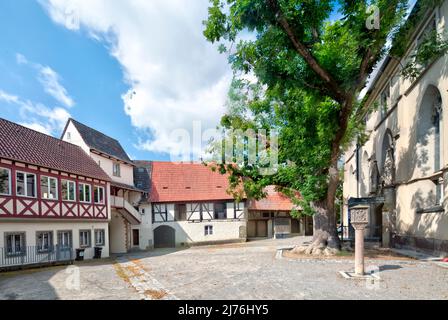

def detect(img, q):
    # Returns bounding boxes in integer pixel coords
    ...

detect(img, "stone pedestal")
[340,205,381,281]
[353,224,367,275]
[350,205,369,276]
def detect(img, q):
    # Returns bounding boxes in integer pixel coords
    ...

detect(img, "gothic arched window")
[416,85,444,206]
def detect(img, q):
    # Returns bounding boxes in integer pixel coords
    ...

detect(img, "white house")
[61,119,148,253]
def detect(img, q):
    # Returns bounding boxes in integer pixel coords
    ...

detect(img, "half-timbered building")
[0,118,111,268]
[138,161,247,248]
[247,186,313,239]
[61,119,148,253]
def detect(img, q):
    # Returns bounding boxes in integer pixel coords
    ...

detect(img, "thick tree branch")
[267,0,347,103]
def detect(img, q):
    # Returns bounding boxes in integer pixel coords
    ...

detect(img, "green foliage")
[401,30,448,81]
[203,0,413,215]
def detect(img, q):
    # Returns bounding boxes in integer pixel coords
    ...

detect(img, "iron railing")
[0,245,74,270]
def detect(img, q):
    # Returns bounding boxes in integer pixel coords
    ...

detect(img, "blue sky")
[0,1,414,162]
[0,0,152,158]
[0,0,231,161]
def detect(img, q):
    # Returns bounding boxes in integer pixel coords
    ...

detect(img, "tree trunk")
[293,162,341,256]
[309,200,340,251]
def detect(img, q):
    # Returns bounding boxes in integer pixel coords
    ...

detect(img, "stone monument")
[339,205,380,281]
[350,205,369,275]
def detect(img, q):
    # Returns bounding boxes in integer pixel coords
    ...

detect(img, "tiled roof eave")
[111,181,145,193]
[90,149,134,166]
[0,155,111,182]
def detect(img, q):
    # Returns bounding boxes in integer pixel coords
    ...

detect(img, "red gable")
[149,162,237,203]
[0,118,110,181]
[248,186,301,211]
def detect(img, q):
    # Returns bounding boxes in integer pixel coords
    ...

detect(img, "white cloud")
[37,65,75,108]
[16,53,28,65]
[40,0,233,159]
[16,53,75,108]
[0,90,20,104]
[18,122,52,135]
[0,89,71,135]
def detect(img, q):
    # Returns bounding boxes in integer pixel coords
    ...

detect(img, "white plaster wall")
[153,220,246,246]
[89,153,134,186]
[62,120,135,186]
[133,203,153,250]
[0,220,110,259]
[62,121,90,154]
[109,209,128,254]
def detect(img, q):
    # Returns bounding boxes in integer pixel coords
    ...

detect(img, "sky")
[0,1,414,162]
[0,0,232,161]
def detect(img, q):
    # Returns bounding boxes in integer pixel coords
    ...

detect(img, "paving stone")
[0,236,447,300]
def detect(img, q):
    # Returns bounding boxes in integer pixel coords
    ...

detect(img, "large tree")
[203,0,440,254]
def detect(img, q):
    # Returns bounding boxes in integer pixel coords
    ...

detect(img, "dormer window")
[113,162,121,177]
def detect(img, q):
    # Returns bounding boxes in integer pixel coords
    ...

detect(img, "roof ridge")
[70,118,121,142]
[0,117,84,150]
[0,117,111,181]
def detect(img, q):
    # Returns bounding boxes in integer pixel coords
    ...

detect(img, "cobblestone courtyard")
[1,236,447,300]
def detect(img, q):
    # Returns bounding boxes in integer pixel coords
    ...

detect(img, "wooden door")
[154,225,175,248]
[132,229,140,246]
[291,219,300,234]
[247,221,257,238]
[256,220,268,237]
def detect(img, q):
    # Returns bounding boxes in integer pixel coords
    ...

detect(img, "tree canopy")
[202,0,446,251]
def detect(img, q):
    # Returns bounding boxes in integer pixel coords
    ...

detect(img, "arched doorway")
[154,225,175,248]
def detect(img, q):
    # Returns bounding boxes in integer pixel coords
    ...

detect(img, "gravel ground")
[0,236,447,300]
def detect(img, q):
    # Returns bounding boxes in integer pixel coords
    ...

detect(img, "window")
[36,231,53,253]
[5,233,26,256]
[94,229,105,246]
[66,132,71,140]
[214,203,226,220]
[79,230,91,248]
[41,176,58,200]
[61,180,76,201]
[16,172,36,198]
[113,162,121,177]
[175,204,187,221]
[79,183,91,203]
[204,225,213,236]
[380,84,390,119]
[58,231,72,250]
[0,167,11,195]
[94,186,105,204]
[262,212,271,218]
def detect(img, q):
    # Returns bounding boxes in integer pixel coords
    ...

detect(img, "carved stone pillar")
[350,205,369,276]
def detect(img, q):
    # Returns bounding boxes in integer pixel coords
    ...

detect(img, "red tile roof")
[148,162,237,203]
[248,186,301,211]
[0,118,110,181]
